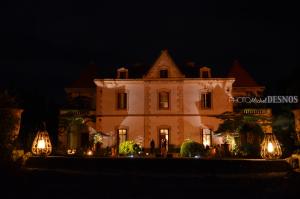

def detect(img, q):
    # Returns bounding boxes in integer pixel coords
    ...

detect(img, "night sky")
[1,1,299,104]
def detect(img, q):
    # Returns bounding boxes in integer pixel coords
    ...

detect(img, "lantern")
[67,148,76,155]
[260,133,282,159]
[32,130,52,156]
[86,149,93,156]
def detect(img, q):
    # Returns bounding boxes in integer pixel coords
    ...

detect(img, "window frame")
[117,128,128,145]
[116,90,128,110]
[158,91,170,110]
[160,69,169,78]
[202,128,212,147]
[200,92,212,109]
[158,128,170,150]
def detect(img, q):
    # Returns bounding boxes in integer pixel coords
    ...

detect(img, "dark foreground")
[2,157,300,199]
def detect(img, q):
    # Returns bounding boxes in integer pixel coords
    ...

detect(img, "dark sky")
[1,1,299,103]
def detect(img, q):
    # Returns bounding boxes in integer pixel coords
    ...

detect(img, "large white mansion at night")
[58,50,265,153]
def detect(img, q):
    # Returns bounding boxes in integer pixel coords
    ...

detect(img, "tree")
[215,112,266,158]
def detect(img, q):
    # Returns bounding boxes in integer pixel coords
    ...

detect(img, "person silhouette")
[161,138,167,157]
[150,139,155,154]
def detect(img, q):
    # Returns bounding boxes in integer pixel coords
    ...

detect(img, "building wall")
[95,78,234,148]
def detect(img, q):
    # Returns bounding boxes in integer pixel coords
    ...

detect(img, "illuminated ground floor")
[58,110,227,154]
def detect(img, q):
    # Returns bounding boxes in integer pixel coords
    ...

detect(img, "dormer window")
[117,67,128,79]
[160,69,168,78]
[200,67,211,78]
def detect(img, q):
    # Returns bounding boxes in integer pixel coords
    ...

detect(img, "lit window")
[118,129,127,144]
[201,92,212,109]
[160,69,168,78]
[117,92,127,110]
[159,91,169,109]
[202,129,211,147]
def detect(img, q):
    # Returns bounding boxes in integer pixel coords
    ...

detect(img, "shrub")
[180,139,205,157]
[238,143,261,158]
[119,140,141,155]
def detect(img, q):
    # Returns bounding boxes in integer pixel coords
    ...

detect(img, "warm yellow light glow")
[260,132,282,159]
[31,130,52,156]
[67,149,76,155]
[203,129,211,147]
[267,142,274,153]
[37,139,46,149]
[203,140,209,147]
[87,150,93,156]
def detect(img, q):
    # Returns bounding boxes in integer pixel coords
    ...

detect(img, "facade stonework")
[94,51,234,148]
[59,50,265,152]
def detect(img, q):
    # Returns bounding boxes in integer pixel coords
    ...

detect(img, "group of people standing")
[150,138,167,157]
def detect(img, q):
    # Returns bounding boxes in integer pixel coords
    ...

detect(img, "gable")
[144,50,185,79]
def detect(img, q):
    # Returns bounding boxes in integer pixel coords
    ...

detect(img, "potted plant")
[0,89,23,164]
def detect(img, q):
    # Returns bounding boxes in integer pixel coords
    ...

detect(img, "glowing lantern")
[32,130,52,156]
[267,142,274,153]
[260,133,282,159]
[86,149,93,156]
[67,149,76,155]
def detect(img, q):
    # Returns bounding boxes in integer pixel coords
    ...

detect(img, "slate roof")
[227,60,261,87]
[68,50,262,88]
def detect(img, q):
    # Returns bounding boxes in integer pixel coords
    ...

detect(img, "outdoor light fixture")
[67,149,76,155]
[32,129,52,156]
[260,125,282,159]
[86,149,93,156]
[267,142,274,153]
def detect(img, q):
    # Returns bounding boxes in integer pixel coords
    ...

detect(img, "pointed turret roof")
[228,60,260,87]
[69,62,98,88]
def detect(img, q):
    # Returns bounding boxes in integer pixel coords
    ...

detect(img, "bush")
[180,139,205,157]
[237,143,261,158]
[119,140,141,155]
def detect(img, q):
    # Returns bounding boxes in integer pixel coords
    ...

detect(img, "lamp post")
[260,125,282,159]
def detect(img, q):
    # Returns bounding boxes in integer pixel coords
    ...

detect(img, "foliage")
[119,140,141,155]
[93,133,103,144]
[293,149,300,154]
[11,150,32,165]
[237,143,261,158]
[168,144,180,153]
[0,110,19,141]
[216,112,266,157]
[239,122,264,136]
[272,109,296,158]
[216,112,268,136]
[0,90,23,166]
[180,139,205,157]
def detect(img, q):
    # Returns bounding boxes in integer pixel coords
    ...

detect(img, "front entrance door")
[159,128,169,151]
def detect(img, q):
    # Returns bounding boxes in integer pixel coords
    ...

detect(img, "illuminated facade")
[59,50,264,152]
